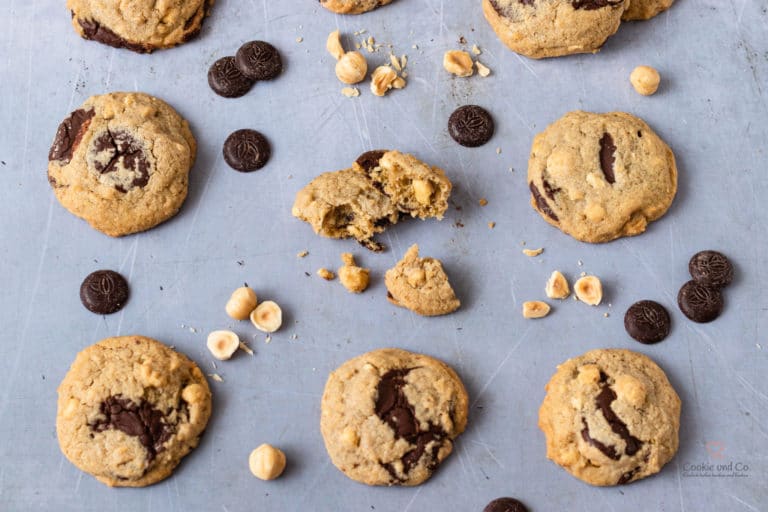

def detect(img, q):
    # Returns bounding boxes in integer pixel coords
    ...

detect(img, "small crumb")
[239,342,254,356]
[577,260,583,266]
[520,241,526,246]
[400,55,407,69]
[291,334,298,340]
[189,327,197,334]
[471,44,481,55]
[341,87,360,97]
[265,335,272,344]
[757,343,762,349]
[479,198,488,206]
[390,53,401,71]
[459,36,467,44]
[604,313,610,318]
[297,250,309,258]
[211,361,217,369]
[496,147,501,154]
[580,271,587,277]
[208,373,224,383]
[317,268,336,280]
[296,37,303,43]
[488,221,496,229]
[508,167,515,173]
[523,248,544,257]
[412,44,419,49]
[476,61,491,77]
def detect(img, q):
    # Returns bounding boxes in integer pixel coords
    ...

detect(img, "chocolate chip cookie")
[482,0,629,59]
[320,0,393,15]
[48,92,196,237]
[67,0,213,53]
[538,349,681,486]
[320,348,469,486]
[385,244,461,316]
[292,150,452,251]
[527,111,677,243]
[56,336,212,487]
[622,0,674,21]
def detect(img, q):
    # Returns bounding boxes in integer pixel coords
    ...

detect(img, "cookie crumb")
[317,268,336,280]
[478,198,488,206]
[577,259,583,266]
[265,335,272,344]
[522,248,544,257]
[208,373,224,382]
[495,147,501,154]
[338,253,370,293]
[296,37,303,43]
[603,312,610,318]
[471,44,481,55]
[297,250,309,258]
[341,87,360,97]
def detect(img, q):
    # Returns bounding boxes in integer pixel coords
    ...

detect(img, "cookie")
[385,244,460,316]
[320,0,393,15]
[48,92,196,237]
[320,348,469,486]
[538,349,681,486]
[292,150,451,251]
[622,0,674,21]
[527,111,677,243]
[482,0,629,59]
[67,0,212,53]
[56,336,212,487]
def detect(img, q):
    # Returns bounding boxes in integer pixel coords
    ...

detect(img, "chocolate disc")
[80,270,129,314]
[678,280,723,323]
[448,105,494,147]
[223,129,271,172]
[208,56,255,98]
[624,300,671,344]
[689,250,733,288]
[235,41,283,81]
[483,497,529,512]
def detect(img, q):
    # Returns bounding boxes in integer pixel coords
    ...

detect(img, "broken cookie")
[385,244,460,316]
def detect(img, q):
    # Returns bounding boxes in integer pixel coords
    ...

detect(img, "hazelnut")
[522,301,551,319]
[630,65,661,96]
[338,253,370,293]
[335,51,368,85]
[250,300,283,333]
[574,276,603,306]
[545,271,570,299]
[206,330,240,360]
[326,30,345,60]
[406,268,427,288]
[226,286,257,320]
[443,50,474,77]
[522,248,544,257]
[615,374,647,407]
[475,61,491,77]
[412,179,434,205]
[249,444,286,480]
[370,65,398,96]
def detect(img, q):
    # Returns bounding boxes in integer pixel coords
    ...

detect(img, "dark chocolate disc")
[223,129,271,172]
[678,280,723,323]
[208,56,255,98]
[624,300,671,344]
[483,497,529,512]
[689,250,734,288]
[448,105,494,147]
[80,270,129,314]
[235,41,283,81]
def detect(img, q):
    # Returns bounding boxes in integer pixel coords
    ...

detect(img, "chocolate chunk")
[223,129,271,172]
[581,417,619,460]
[618,467,640,485]
[355,150,387,172]
[689,250,734,288]
[448,105,495,147]
[90,395,173,462]
[77,17,150,53]
[529,182,559,221]
[572,0,624,10]
[678,280,724,323]
[542,178,560,200]
[208,56,255,98]
[90,130,151,192]
[599,132,616,184]
[360,238,386,252]
[595,374,643,456]
[235,41,283,81]
[49,108,95,163]
[80,270,129,314]
[483,497,529,512]
[624,300,671,344]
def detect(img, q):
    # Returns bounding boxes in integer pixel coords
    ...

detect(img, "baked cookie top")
[385,244,460,316]
[622,0,674,21]
[482,0,629,59]
[538,349,681,486]
[48,92,196,237]
[527,111,677,243]
[56,336,212,487]
[67,0,213,53]
[320,0,393,15]
[292,150,451,251]
[320,348,469,486]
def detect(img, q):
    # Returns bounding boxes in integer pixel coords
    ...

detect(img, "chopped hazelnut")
[443,50,474,77]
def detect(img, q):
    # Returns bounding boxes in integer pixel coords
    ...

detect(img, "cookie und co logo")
[682,441,750,478]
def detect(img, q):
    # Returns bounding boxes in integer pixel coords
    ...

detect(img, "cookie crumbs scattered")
[476,61,491,77]
[488,221,496,229]
[523,248,544,257]
[479,198,488,206]
[341,87,360,97]
[471,44,481,55]
[239,341,254,356]
[208,373,224,382]
[317,268,336,280]
[297,250,309,258]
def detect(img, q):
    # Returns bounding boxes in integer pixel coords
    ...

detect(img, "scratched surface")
[0,0,766,510]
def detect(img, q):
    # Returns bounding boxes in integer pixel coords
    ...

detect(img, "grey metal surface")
[1,0,766,510]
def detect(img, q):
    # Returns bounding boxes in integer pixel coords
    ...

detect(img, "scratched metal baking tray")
[0,0,765,510]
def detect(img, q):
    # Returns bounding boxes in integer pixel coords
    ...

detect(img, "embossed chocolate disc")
[689,250,734,288]
[448,105,494,147]
[208,56,255,98]
[80,270,129,314]
[223,129,271,172]
[483,497,529,512]
[235,41,283,81]
[678,280,723,323]
[624,300,670,344]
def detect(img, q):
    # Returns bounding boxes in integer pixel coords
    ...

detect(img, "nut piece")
[317,268,336,280]
[370,65,398,96]
[326,30,345,60]
[341,87,360,97]
[522,248,544,257]
[630,65,661,96]
[250,300,283,332]
[574,275,603,306]
[443,50,474,77]
[249,444,286,481]
[545,270,570,299]
[523,301,551,319]
[475,61,491,77]
[336,51,368,84]
[412,179,434,205]
[226,286,258,320]
[206,330,240,360]
[338,253,370,293]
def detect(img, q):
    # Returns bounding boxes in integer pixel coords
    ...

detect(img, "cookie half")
[622,0,674,21]
[56,336,212,487]
[320,348,469,486]
[482,0,629,59]
[538,348,681,486]
[527,111,677,243]
[320,0,393,15]
[67,0,213,53]
[48,92,196,237]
